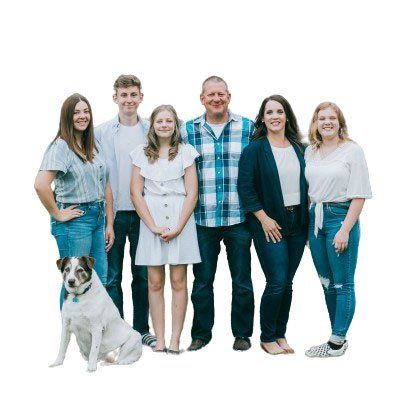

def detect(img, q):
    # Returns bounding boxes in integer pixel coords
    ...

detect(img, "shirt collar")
[111,114,149,131]
[194,110,239,125]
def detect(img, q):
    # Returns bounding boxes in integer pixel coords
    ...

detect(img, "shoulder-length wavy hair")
[53,93,97,162]
[308,102,351,149]
[144,105,182,164]
[252,95,302,146]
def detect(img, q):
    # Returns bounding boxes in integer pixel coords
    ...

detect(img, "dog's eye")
[64,267,70,272]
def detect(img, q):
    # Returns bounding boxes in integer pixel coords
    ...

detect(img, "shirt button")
[160,182,164,186]
[217,156,220,159]
[164,204,168,207]
[165,216,169,220]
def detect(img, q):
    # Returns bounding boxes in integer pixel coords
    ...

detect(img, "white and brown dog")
[50,256,142,372]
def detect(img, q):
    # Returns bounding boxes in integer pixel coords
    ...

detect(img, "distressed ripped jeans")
[308,203,360,342]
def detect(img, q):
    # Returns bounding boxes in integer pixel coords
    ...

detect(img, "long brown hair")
[252,95,302,146]
[144,105,181,164]
[54,93,97,162]
[308,102,351,149]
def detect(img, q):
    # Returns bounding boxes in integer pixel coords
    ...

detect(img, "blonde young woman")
[130,105,201,353]
[304,102,372,357]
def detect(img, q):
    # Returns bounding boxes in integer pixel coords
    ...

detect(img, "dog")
[50,256,142,372]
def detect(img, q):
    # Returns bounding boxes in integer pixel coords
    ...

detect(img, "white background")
[1,0,406,407]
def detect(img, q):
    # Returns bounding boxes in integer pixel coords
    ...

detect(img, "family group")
[34,74,372,358]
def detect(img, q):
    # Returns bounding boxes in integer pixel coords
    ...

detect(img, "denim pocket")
[327,204,349,216]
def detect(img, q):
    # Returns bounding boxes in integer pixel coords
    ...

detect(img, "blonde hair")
[144,105,181,164]
[308,102,351,149]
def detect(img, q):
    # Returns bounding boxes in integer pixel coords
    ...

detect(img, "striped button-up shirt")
[180,112,254,227]
[39,138,108,203]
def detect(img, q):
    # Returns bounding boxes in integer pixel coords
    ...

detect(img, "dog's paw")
[49,361,63,368]
[87,364,97,372]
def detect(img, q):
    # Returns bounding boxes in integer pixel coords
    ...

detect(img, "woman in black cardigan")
[238,95,308,355]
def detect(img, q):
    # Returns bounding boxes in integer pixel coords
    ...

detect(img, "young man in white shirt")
[95,74,156,348]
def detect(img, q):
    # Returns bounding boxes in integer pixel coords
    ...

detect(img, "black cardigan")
[237,138,309,235]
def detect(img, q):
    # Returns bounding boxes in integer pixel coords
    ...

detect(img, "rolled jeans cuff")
[330,334,346,344]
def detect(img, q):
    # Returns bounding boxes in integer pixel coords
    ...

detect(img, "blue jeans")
[51,201,108,308]
[253,207,307,342]
[106,211,149,334]
[308,202,360,342]
[191,222,254,342]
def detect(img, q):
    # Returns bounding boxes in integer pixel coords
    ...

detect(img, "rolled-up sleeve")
[238,145,263,213]
[39,139,70,174]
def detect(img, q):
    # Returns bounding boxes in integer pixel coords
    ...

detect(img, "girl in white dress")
[130,105,201,353]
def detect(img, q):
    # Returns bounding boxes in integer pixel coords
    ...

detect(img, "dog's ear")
[79,256,95,271]
[56,257,70,273]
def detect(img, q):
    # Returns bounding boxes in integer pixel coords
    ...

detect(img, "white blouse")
[130,143,199,196]
[271,145,300,206]
[305,141,372,236]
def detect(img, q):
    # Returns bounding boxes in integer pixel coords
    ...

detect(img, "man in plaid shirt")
[180,76,255,352]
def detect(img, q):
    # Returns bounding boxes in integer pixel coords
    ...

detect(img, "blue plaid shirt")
[180,112,255,227]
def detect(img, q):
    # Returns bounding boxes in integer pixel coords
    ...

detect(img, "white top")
[116,123,146,210]
[271,145,301,206]
[130,143,200,195]
[208,122,226,139]
[305,141,372,236]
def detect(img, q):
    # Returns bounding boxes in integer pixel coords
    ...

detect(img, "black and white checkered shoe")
[141,332,157,349]
[305,341,348,358]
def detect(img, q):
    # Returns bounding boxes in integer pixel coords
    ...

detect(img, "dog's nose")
[67,279,76,287]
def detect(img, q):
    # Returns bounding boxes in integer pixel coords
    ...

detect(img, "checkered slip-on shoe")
[305,341,348,358]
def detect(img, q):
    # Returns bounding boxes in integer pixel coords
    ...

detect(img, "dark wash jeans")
[252,206,307,342]
[106,210,149,334]
[191,222,254,342]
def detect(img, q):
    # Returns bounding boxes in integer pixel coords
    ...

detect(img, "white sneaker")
[305,341,348,358]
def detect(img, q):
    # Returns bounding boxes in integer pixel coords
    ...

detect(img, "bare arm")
[161,162,198,242]
[104,182,115,251]
[130,166,167,235]
[34,171,83,222]
[333,198,365,253]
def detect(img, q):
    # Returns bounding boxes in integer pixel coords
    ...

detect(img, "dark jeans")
[191,222,254,342]
[106,211,149,334]
[253,207,307,342]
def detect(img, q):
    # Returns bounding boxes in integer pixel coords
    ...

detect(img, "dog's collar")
[72,283,92,303]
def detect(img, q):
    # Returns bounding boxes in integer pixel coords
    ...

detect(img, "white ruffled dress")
[130,143,201,266]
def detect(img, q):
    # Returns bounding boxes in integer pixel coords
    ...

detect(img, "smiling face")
[153,109,176,140]
[113,86,143,116]
[72,101,91,133]
[200,80,231,121]
[317,107,340,140]
[263,100,286,135]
